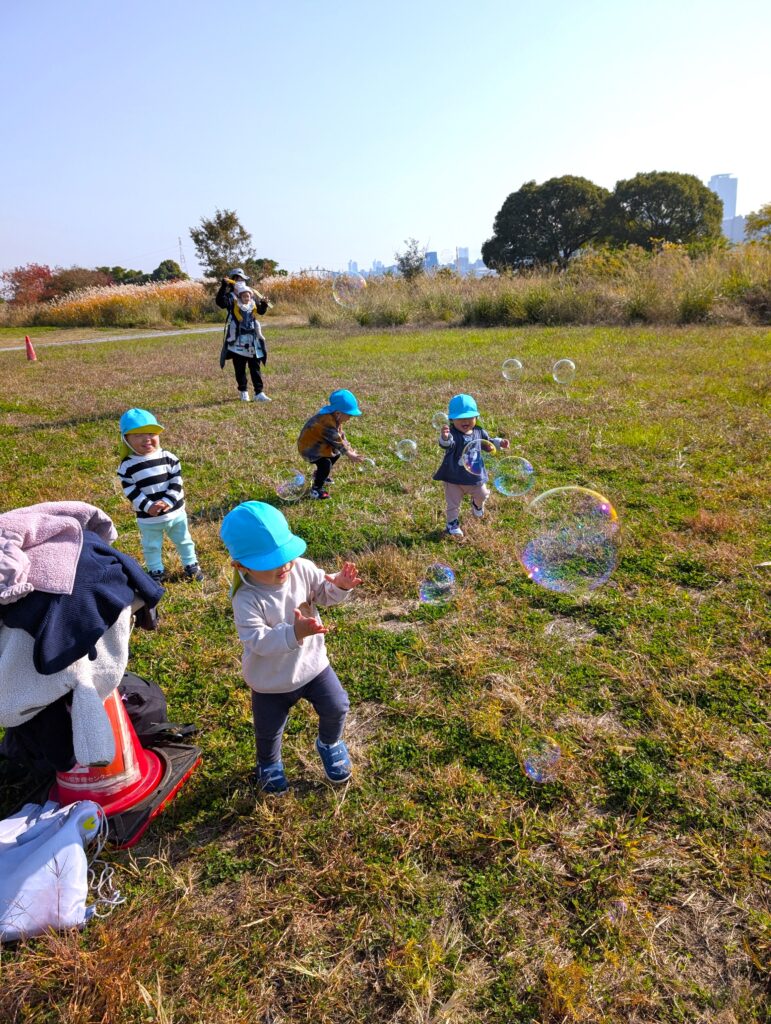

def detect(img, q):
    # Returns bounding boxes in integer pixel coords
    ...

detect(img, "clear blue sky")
[1,0,768,276]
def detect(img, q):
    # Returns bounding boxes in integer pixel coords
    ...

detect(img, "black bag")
[119,672,197,745]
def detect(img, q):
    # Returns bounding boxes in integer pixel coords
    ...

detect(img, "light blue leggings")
[136,509,197,572]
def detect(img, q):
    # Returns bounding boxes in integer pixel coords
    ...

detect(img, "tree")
[394,238,426,280]
[189,208,279,282]
[0,263,53,304]
[43,267,114,299]
[150,259,187,282]
[606,171,722,249]
[97,266,148,285]
[482,176,609,270]
[745,202,771,241]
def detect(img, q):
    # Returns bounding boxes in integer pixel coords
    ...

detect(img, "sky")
[1,0,769,276]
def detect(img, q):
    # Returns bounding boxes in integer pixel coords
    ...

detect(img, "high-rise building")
[347,260,359,274]
[708,174,747,242]
[455,246,470,276]
[708,174,737,220]
[424,251,438,270]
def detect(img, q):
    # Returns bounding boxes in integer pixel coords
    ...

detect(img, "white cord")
[86,808,125,918]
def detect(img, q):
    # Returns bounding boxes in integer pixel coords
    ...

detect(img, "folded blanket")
[0,502,117,604]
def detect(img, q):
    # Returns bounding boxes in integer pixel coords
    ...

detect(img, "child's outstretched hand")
[441,425,451,441]
[499,438,511,450]
[347,451,366,464]
[325,561,363,591]
[294,607,329,642]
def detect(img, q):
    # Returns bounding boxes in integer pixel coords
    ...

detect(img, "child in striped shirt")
[117,408,204,582]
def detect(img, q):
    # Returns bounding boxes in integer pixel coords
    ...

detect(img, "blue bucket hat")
[220,501,306,571]
[448,394,479,420]
[319,389,362,416]
[120,408,164,435]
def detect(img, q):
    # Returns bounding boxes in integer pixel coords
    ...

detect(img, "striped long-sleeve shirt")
[117,449,185,522]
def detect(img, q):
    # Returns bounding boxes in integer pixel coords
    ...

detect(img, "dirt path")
[0,326,222,353]
[0,317,306,353]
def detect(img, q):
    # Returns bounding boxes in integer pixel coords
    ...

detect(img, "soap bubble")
[276,470,310,503]
[419,563,456,605]
[332,273,366,307]
[519,486,619,595]
[606,900,628,924]
[552,359,576,385]
[523,740,561,783]
[491,455,535,497]
[357,457,376,473]
[502,357,523,381]
[432,411,449,431]
[460,439,485,476]
[395,439,418,462]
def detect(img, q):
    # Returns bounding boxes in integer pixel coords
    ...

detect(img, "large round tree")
[482,176,609,270]
[606,171,723,248]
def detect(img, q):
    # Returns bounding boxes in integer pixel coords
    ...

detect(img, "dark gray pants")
[250,665,350,766]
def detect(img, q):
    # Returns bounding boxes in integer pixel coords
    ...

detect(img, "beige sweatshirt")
[231,557,351,693]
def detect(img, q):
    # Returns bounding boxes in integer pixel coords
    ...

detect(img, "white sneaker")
[445,519,464,538]
[239,391,251,402]
[254,392,272,402]
[471,501,486,519]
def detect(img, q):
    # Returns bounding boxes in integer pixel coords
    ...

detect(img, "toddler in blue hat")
[433,394,510,538]
[297,389,366,499]
[117,408,204,581]
[220,501,362,792]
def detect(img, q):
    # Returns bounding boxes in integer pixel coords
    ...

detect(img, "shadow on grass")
[7,396,241,434]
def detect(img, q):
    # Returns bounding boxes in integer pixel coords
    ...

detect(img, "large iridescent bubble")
[523,740,561,783]
[502,357,523,381]
[395,439,418,462]
[519,486,619,594]
[276,470,310,503]
[460,439,485,476]
[552,359,576,385]
[418,563,456,605]
[332,273,366,307]
[491,455,535,497]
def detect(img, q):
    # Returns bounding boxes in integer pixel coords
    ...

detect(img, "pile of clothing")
[0,501,163,770]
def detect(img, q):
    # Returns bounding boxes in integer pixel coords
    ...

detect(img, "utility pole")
[178,237,189,275]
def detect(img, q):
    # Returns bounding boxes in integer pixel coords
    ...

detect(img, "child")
[117,408,204,582]
[215,269,271,403]
[297,389,366,499]
[220,501,361,792]
[433,394,510,538]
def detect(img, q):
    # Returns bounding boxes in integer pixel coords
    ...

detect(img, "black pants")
[251,665,350,765]
[232,354,264,394]
[312,453,340,489]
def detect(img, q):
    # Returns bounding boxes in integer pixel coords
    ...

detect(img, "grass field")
[0,323,769,1023]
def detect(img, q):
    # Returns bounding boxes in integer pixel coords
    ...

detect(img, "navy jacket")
[0,531,164,674]
[432,425,496,485]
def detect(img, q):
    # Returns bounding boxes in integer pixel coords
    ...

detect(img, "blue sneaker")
[315,738,352,783]
[254,761,288,794]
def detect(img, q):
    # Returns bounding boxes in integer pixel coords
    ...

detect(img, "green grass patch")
[0,324,768,1023]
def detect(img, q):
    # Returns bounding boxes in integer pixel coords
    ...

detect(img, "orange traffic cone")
[51,690,164,817]
[50,689,201,848]
[25,335,37,361]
